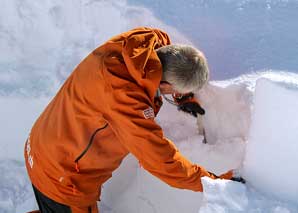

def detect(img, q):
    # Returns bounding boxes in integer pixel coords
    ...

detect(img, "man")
[25,27,243,213]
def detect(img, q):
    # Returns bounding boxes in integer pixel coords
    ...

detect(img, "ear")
[159,82,175,94]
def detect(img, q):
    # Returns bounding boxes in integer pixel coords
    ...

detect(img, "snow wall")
[199,75,298,213]
[100,73,298,213]
[0,0,191,97]
[2,0,298,96]
[243,78,298,203]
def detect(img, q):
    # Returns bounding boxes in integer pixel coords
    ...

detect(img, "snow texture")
[99,73,298,213]
[129,0,298,79]
[200,177,298,213]
[2,0,298,95]
[1,0,298,212]
[0,97,49,160]
[197,82,252,145]
[0,0,190,97]
[1,73,298,212]
[243,77,298,203]
[199,73,298,213]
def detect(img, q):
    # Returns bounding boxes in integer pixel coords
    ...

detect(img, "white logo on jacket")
[26,135,34,169]
[143,107,155,119]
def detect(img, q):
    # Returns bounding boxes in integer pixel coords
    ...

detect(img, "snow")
[0,160,36,213]
[243,78,298,203]
[100,101,246,212]
[0,0,190,97]
[198,74,298,213]
[129,0,298,79]
[197,82,252,145]
[99,72,298,213]
[2,0,298,96]
[0,97,47,213]
[200,177,248,212]
[1,0,298,212]
[200,177,298,213]
[0,97,49,160]
[2,73,298,212]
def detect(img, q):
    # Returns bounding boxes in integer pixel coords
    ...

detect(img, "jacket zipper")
[74,123,108,172]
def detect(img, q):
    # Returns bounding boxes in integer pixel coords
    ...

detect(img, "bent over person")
[25,27,243,213]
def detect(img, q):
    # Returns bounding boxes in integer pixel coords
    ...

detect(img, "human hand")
[231,176,246,184]
[230,169,246,183]
[208,170,246,184]
[178,101,205,117]
[174,93,205,117]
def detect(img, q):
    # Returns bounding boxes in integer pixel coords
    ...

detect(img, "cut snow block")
[197,83,252,144]
[199,177,248,212]
[243,78,298,203]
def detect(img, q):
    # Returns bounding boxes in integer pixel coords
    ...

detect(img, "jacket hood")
[94,27,171,100]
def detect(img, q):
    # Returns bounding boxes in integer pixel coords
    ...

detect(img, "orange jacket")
[25,27,231,208]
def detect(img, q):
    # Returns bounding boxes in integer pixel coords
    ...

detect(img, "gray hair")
[156,44,209,93]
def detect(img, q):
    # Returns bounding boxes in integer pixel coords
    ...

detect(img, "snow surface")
[129,0,298,79]
[1,0,298,212]
[196,73,298,213]
[0,0,191,97]
[2,0,298,95]
[243,78,298,203]
[1,73,298,212]
[200,177,298,213]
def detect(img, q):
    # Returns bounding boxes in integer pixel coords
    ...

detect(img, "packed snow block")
[199,176,298,212]
[199,177,248,212]
[197,83,252,144]
[243,78,298,203]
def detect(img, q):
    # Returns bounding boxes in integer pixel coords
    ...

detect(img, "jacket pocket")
[74,123,108,172]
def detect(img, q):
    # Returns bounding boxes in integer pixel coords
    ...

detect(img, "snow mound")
[200,177,298,213]
[200,177,248,212]
[243,78,298,203]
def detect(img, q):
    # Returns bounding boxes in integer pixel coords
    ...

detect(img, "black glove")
[208,170,246,184]
[231,176,246,184]
[173,92,205,117]
[230,169,246,184]
[178,102,205,117]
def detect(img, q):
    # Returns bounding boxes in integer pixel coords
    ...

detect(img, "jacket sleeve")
[104,85,214,192]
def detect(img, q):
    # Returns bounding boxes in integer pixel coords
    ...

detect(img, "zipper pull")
[75,162,80,173]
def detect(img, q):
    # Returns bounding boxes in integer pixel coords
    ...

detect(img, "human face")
[159,81,177,95]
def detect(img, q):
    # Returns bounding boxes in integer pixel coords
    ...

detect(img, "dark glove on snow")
[178,102,205,117]
[173,92,205,117]
[208,170,246,184]
[231,176,246,184]
[230,169,246,184]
